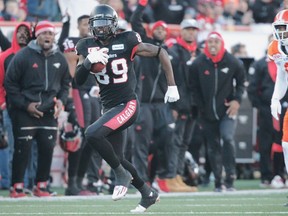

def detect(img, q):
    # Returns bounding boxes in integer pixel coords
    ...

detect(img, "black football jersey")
[75,31,141,108]
[63,36,96,90]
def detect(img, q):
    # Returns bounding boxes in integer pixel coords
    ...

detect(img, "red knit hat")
[35,21,55,37]
[151,21,168,32]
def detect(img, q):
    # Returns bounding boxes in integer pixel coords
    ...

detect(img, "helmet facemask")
[89,5,118,41]
[273,22,288,46]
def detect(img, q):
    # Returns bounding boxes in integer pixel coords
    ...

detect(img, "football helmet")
[59,123,82,153]
[89,4,118,41]
[272,9,288,46]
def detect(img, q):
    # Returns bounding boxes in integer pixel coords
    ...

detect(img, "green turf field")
[0,190,288,215]
[1,180,288,215]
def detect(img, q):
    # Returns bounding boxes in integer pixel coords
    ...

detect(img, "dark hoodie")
[189,31,245,121]
[5,39,71,113]
[130,3,169,103]
[0,22,31,108]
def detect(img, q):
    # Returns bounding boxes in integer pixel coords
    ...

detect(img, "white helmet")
[272,9,288,46]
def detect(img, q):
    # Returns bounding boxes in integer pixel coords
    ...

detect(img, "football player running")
[269,9,288,204]
[75,4,179,213]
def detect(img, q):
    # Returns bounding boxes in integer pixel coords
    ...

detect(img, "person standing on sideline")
[168,18,201,192]
[75,4,179,213]
[189,31,245,192]
[130,0,187,192]
[248,34,287,188]
[5,20,71,198]
[269,10,288,199]
[0,22,32,191]
[62,14,101,196]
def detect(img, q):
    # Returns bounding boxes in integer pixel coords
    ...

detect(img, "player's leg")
[110,130,159,213]
[121,158,160,213]
[85,100,138,200]
[281,110,288,174]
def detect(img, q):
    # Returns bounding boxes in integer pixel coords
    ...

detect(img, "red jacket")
[0,22,31,109]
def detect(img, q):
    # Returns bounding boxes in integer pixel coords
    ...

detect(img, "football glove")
[164,86,180,103]
[271,98,281,120]
[86,48,109,65]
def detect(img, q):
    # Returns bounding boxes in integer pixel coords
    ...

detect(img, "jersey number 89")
[95,58,128,85]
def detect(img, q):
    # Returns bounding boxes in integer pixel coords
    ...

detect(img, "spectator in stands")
[0,0,17,21]
[5,21,71,198]
[222,0,253,25]
[251,0,279,24]
[100,0,126,20]
[196,0,216,32]
[189,32,245,192]
[5,0,23,21]
[25,0,61,22]
[233,0,253,25]
[123,0,155,23]
[150,0,195,24]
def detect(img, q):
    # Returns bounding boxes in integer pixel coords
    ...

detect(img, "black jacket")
[169,42,201,114]
[189,52,245,121]
[247,57,288,108]
[130,4,168,103]
[5,40,71,112]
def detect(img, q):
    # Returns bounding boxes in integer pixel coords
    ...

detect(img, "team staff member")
[5,21,71,198]
[0,22,32,191]
[75,4,179,213]
[62,14,101,196]
[189,32,245,192]
[168,19,201,191]
[130,0,186,192]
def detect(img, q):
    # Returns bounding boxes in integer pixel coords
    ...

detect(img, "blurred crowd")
[0,0,286,26]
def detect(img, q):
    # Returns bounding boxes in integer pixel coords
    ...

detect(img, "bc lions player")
[75,4,180,213]
[269,9,288,205]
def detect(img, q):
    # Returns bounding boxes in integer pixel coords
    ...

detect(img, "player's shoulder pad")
[267,40,280,61]
[122,30,142,43]
[75,37,93,56]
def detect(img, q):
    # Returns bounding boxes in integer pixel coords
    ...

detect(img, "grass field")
[1,180,288,215]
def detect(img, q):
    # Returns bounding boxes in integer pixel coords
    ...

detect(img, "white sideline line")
[1,212,288,215]
[1,189,288,202]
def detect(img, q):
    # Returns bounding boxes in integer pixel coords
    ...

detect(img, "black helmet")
[89,4,118,41]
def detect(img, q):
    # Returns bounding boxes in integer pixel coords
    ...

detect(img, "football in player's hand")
[90,62,106,73]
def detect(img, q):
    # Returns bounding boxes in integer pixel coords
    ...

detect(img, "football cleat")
[112,170,132,201]
[271,175,285,189]
[33,182,51,197]
[130,190,160,213]
[112,185,128,201]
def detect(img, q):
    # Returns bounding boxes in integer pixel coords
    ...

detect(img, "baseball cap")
[151,20,168,32]
[180,19,199,30]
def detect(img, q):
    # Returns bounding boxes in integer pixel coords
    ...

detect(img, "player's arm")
[271,60,288,120]
[75,54,90,86]
[272,61,288,101]
[75,49,108,86]
[136,42,179,103]
[64,52,78,78]
[136,43,175,86]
